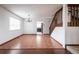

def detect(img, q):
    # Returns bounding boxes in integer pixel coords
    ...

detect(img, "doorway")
[37,21,43,34]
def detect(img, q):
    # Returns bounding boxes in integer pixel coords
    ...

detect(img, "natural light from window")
[9,17,21,30]
[37,22,42,28]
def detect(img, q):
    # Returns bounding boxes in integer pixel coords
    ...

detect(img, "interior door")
[37,22,43,34]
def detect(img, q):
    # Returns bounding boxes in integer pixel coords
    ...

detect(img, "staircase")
[49,8,63,34]
[68,4,79,26]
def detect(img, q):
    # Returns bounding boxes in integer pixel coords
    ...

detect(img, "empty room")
[0,4,70,54]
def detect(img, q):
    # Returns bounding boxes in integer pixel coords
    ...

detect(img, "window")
[9,17,21,30]
[37,22,42,28]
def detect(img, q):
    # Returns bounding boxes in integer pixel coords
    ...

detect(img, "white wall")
[24,18,52,34]
[66,27,79,44]
[24,20,37,34]
[0,7,24,45]
[51,27,65,47]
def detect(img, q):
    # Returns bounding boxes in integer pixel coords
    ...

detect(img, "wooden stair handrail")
[49,8,62,35]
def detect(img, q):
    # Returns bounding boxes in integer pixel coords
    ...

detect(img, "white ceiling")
[2,4,62,19]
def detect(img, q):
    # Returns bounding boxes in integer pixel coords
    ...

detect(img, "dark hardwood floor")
[0,35,70,54]
[0,49,70,54]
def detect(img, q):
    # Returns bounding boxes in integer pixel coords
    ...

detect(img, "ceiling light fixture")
[25,14,32,22]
